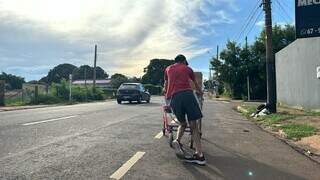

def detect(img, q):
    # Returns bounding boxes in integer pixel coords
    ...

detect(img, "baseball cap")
[174,54,189,65]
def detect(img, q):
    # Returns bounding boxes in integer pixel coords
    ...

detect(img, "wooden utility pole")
[84,67,87,88]
[0,80,4,106]
[93,44,97,90]
[216,45,219,62]
[245,36,251,101]
[263,0,277,113]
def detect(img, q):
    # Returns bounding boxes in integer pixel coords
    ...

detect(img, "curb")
[237,106,249,114]
[0,99,115,112]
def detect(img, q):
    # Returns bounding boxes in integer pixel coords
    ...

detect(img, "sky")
[0,0,295,81]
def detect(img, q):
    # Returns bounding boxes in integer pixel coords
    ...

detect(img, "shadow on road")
[182,139,306,180]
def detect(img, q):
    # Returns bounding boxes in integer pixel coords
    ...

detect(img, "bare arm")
[193,79,203,95]
[164,80,168,94]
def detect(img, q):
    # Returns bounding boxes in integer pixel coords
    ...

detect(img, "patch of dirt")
[289,116,320,130]
[296,135,320,155]
[278,106,306,116]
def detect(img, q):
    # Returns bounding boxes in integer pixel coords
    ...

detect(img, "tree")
[0,72,25,90]
[142,59,174,85]
[110,73,128,89]
[41,64,109,84]
[128,77,141,83]
[47,63,77,84]
[211,24,296,100]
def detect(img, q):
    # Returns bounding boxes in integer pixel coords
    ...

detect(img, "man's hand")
[196,90,204,96]
[162,87,166,94]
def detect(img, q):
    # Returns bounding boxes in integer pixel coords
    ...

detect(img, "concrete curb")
[236,106,249,114]
[0,99,115,112]
[235,105,320,164]
[0,105,53,112]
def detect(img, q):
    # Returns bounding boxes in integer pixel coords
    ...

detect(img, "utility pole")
[69,74,72,102]
[208,61,212,81]
[245,36,251,101]
[216,45,219,63]
[263,0,277,113]
[84,67,87,88]
[0,80,4,106]
[93,44,97,90]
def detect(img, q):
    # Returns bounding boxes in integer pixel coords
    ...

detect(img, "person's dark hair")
[174,54,188,65]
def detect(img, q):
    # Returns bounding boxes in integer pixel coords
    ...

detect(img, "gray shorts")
[170,90,203,123]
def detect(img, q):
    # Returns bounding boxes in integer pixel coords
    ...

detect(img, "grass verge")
[281,124,317,140]
[238,104,318,140]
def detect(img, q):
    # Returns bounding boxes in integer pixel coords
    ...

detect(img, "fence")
[4,84,47,106]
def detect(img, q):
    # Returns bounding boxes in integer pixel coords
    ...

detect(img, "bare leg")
[176,123,187,142]
[190,120,203,156]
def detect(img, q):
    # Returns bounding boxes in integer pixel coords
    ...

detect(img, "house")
[72,79,113,89]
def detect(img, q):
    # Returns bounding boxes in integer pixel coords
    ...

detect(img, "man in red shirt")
[164,54,205,165]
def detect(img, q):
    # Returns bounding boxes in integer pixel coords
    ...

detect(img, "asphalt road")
[0,97,319,180]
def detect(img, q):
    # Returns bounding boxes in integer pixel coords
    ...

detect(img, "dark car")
[116,83,151,104]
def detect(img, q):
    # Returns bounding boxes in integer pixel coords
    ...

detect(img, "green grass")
[281,124,317,140]
[4,97,30,106]
[239,105,256,117]
[258,113,296,125]
[306,111,320,116]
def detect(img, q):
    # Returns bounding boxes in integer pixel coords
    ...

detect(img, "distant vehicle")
[116,83,151,104]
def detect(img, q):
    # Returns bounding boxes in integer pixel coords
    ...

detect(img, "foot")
[172,140,185,159]
[184,154,206,165]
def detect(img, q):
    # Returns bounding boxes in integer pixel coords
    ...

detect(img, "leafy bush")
[144,84,162,95]
[50,80,107,102]
[31,94,63,104]
[50,79,69,100]
[71,86,88,102]
[103,89,117,99]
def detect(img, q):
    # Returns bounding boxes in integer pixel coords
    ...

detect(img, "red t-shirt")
[164,63,195,99]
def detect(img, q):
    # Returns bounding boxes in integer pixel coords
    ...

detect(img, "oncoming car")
[116,83,151,104]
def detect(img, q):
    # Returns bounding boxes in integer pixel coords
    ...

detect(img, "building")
[72,79,113,89]
[276,37,320,110]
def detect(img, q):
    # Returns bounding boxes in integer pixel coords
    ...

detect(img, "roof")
[121,83,141,85]
[72,79,111,84]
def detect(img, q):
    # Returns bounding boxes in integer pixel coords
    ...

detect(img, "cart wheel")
[168,133,174,147]
[190,140,194,149]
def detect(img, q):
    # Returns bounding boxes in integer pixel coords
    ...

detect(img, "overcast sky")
[0,0,294,81]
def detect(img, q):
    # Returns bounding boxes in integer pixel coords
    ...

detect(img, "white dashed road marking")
[22,115,77,126]
[154,131,163,139]
[110,151,145,180]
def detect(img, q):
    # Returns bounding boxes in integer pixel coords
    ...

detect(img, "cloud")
[0,0,237,80]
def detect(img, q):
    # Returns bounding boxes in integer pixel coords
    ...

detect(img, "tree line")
[209,24,295,100]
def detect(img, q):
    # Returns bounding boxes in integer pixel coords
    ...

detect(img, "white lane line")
[110,151,145,180]
[221,101,230,104]
[154,131,163,139]
[22,115,77,126]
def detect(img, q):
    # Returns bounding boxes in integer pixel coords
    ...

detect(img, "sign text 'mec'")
[298,0,320,7]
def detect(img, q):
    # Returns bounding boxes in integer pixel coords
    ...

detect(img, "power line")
[234,0,262,42]
[272,2,290,24]
[243,11,264,42]
[274,0,292,22]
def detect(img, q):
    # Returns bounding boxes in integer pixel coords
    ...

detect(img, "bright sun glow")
[0,0,124,32]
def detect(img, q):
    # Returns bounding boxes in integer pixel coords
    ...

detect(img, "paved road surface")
[0,97,319,180]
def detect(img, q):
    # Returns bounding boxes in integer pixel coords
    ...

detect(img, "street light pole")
[93,45,97,90]
[263,0,277,113]
[69,74,72,102]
